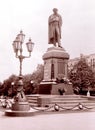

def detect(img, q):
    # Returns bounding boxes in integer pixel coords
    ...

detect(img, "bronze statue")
[48,8,62,47]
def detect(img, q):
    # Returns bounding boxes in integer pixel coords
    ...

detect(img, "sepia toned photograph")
[0,0,95,130]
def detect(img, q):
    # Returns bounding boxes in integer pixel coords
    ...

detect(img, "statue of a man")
[48,8,62,47]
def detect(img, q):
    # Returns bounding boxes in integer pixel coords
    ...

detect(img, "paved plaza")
[0,111,95,130]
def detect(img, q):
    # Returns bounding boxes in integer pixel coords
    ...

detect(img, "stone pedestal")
[39,47,73,94]
[51,83,73,95]
[43,47,69,81]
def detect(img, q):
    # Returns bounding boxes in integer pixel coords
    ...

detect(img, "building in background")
[68,53,95,71]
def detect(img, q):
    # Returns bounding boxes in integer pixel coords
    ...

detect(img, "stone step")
[51,100,94,104]
[27,98,38,102]
[26,94,40,97]
[51,97,95,102]
[28,100,37,103]
[51,101,95,105]
[26,95,95,108]
[29,103,38,107]
[51,98,95,102]
[38,97,88,100]
[53,95,82,98]
[27,96,38,100]
[26,95,39,107]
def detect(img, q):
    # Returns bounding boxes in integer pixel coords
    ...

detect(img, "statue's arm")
[48,15,54,24]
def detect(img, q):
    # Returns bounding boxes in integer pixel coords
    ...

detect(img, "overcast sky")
[0,0,95,81]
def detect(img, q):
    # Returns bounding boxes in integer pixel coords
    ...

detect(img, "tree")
[31,64,44,83]
[69,57,95,94]
[23,64,44,94]
[3,74,18,96]
[1,64,44,96]
[0,82,4,95]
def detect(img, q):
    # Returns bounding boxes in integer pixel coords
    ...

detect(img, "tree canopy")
[69,58,95,94]
[0,64,44,96]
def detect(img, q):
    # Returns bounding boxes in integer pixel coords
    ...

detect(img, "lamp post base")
[5,108,37,117]
[12,101,30,111]
[5,93,32,116]
[5,76,32,116]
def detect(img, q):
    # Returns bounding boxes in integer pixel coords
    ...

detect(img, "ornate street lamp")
[12,30,34,112]
[11,82,15,98]
[13,30,34,76]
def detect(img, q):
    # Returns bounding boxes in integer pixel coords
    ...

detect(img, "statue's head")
[53,8,58,14]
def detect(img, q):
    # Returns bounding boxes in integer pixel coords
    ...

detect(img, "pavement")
[0,110,95,130]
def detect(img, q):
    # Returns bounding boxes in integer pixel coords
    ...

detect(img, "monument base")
[38,81,55,94]
[51,83,73,95]
[39,46,71,95]
[39,81,73,95]
[43,47,69,81]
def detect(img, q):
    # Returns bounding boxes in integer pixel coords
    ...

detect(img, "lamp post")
[11,82,14,98]
[13,30,34,76]
[12,30,34,111]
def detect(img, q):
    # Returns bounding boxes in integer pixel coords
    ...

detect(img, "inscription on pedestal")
[44,63,51,81]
